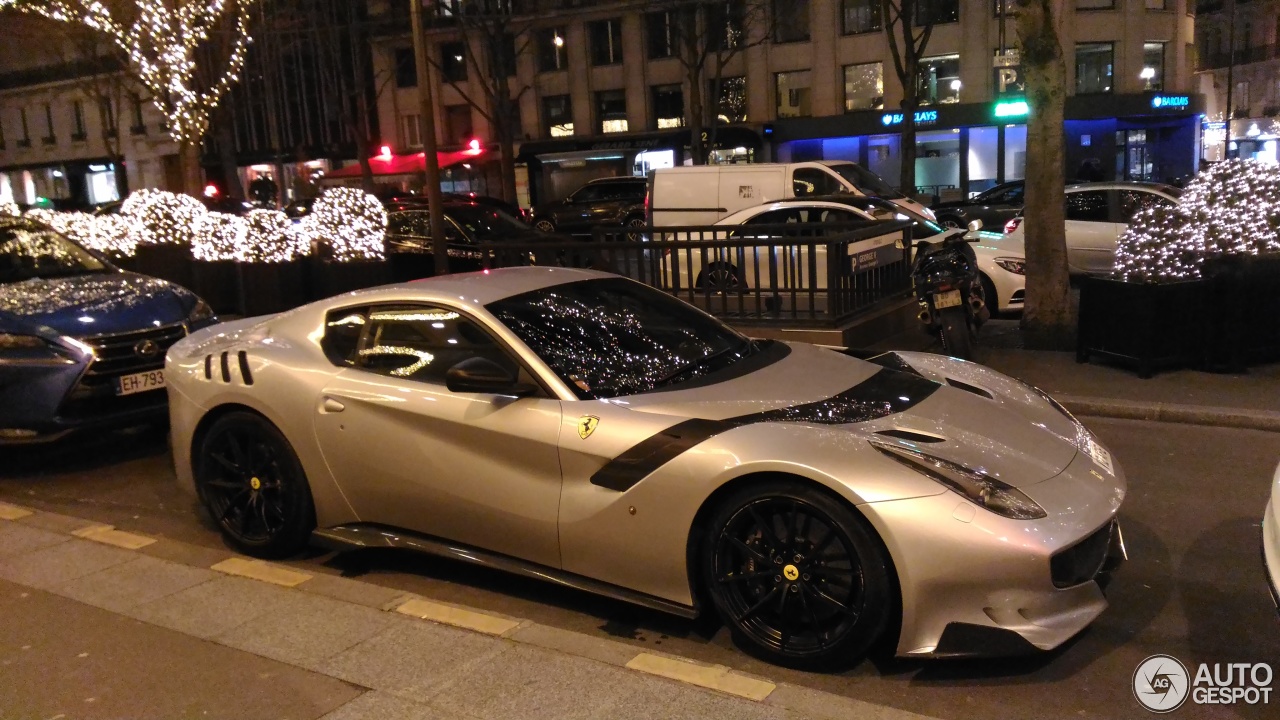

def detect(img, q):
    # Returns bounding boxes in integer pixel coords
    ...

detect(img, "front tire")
[533,218,556,233]
[938,305,974,359]
[701,482,893,669]
[696,262,743,292]
[194,411,315,558]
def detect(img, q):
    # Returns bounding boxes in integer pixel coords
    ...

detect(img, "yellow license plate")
[933,289,963,309]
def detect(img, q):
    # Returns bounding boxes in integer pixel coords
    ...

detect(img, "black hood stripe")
[589,367,940,492]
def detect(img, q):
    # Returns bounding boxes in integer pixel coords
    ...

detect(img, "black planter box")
[191,260,239,314]
[1076,275,1209,378]
[1202,253,1280,372]
[116,244,195,290]
[387,252,439,283]
[238,261,308,316]
[305,259,391,302]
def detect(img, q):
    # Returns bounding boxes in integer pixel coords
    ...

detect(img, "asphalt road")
[1,417,1277,720]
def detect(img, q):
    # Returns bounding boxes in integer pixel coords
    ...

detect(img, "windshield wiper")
[654,337,755,387]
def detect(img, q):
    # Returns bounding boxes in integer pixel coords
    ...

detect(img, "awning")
[324,149,485,180]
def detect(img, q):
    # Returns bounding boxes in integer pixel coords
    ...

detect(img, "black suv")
[531,177,647,235]
[930,181,1024,230]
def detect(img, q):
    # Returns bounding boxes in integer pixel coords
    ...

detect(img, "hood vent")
[945,377,994,400]
[874,428,946,444]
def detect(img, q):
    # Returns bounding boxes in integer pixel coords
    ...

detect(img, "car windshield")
[487,277,756,399]
[447,205,529,240]
[0,224,108,283]
[826,163,905,199]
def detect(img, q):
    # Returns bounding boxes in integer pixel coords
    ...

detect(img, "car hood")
[0,271,191,337]
[616,342,1081,488]
[972,233,1025,258]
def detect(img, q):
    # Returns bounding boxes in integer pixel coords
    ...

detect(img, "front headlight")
[994,257,1026,275]
[0,333,78,366]
[187,299,216,324]
[871,440,1048,520]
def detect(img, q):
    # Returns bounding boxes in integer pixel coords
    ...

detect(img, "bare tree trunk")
[214,100,244,197]
[180,140,204,196]
[899,96,917,196]
[1016,0,1073,348]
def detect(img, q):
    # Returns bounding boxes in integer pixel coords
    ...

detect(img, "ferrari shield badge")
[578,415,600,440]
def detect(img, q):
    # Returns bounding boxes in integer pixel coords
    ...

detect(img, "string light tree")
[119,189,207,288]
[2,0,256,195]
[238,209,310,312]
[301,187,388,296]
[0,203,19,218]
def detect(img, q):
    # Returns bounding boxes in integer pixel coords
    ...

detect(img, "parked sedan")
[931,181,1024,231]
[169,267,1126,667]
[531,177,647,235]
[0,217,217,444]
[1003,181,1181,275]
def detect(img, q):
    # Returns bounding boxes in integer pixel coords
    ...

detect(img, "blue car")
[0,217,217,444]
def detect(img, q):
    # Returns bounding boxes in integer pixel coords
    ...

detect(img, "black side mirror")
[445,357,537,396]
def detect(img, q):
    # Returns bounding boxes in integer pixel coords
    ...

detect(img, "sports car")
[1264,458,1280,613]
[167,267,1127,666]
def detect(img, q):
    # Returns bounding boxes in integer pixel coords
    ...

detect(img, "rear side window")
[1117,190,1173,224]
[1065,190,1110,222]
[322,306,370,366]
[599,182,645,201]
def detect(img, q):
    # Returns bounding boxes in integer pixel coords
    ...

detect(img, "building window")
[708,2,745,51]
[1145,0,1168,9]
[918,54,961,104]
[0,114,5,149]
[1076,0,1115,10]
[844,62,884,111]
[589,19,624,66]
[543,95,573,137]
[652,84,684,129]
[537,27,567,72]
[647,11,675,59]
[916,0,959,25]
[1075,42,1114,94]
[72,100,86,140]
[596,90,628,133]
[774,0,811,43]
[493,34,517,77]
[776,71,812,118]
[401,114,422,148]
[712,76,748,124]
[993,0,1017,16]
[42,103,55,145]
[843,0,881,34]
[394,48,417,88]
[99,98,116,137]
[19,108,30,146]
[130,95,146,135]
[1142,42,1165,91]
[444,105,472,145]
[441,42,467,82]
[1235,81,1250,116]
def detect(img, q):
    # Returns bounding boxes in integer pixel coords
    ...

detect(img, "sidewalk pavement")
[0,501,935,720]
[867,318,1280,432]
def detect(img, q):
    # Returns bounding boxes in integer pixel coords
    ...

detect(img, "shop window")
[537,27,568,72]
[589,19,624,66]
[444,106,472,146]
[1142,43,1165,91]
[1065,190,1110,222]
[394,48,417,88]
[916,0,959,25]
[776,71,812,119]
[1075,43,1113,94]
[712,76,748,124]
[441,42,467,82]
[647,11,675,59]
[1004,124,1027,181]
[543,95,573,137]
[844,62,884,111]
[401,114,422,148]
[652,85,684,129]
[596,90,628,134]
[774,0,811,43]
[918,54,961,105]
[843,0,881,34]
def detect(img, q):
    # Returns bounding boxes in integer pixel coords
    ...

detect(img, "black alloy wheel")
[938,217,962,229]
[703,482,893,668]
[979,274,1000,319]
[195,411,315,558]
[533,218,556,233]
[697,263,743,292]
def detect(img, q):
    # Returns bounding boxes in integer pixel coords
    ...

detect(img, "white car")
[1265,459,1280,614]
[1003,181,1181,275]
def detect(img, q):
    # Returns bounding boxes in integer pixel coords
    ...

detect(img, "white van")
[646,161,933,227]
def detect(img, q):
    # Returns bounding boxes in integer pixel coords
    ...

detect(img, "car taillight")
[1004,217,1022,234]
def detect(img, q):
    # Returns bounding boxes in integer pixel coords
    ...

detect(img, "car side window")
[600,182,644,201]
[744,209,801,225]
[1117,190,1170,224]
[333,304,523,386]
[999,186,1024,204]
[570,185,602,204]
[1065,190,1110,222]
[792,169,843,197]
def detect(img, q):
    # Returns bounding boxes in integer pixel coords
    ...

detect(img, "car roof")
[332,267,617,308]
[1065,180,1180,195]
[585,176,645,185]
[715,199,876,224]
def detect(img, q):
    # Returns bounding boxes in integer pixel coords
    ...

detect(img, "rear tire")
[194,412,315,559]
[696,263,743,292]
[701,481,894,670]
[533,219,556,233]
[938,305,974,359]
[979,274,1000,317]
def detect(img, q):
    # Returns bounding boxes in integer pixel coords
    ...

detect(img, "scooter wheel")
[938,306,973,359]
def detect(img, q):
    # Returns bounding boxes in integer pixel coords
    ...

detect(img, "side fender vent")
[237,351,254,386]
[204,355,213,380]
[874,429,946,444]
[220,352,231,383]
[945,378,994,400]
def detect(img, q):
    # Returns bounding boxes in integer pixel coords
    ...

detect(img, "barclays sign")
[1152,95,1190,109]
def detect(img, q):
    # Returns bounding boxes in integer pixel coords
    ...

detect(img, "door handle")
[322,397,345,413]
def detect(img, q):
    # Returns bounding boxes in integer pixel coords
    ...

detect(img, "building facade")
[1194,0,1280,162]
[370,0,1201,206]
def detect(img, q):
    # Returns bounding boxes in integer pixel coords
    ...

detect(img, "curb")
[1059,395,1280,432]
[0,502,940,720]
